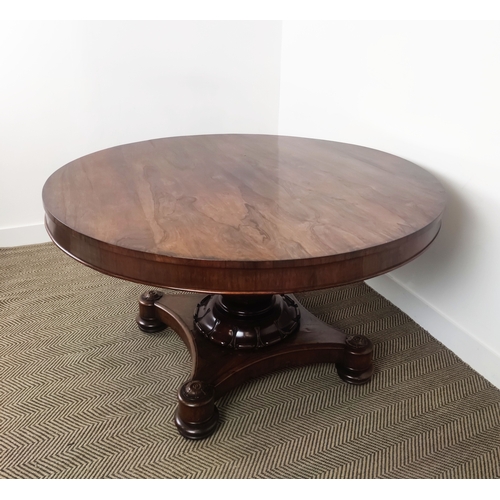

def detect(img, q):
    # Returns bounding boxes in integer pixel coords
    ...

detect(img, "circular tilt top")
[43,135,446,293]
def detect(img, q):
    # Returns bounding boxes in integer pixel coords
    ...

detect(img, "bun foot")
[136,290,166,333]
[175,380,219,440]
[337,335,374,385]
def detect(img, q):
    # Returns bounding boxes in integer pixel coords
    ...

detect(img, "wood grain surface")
[43,135,446,293]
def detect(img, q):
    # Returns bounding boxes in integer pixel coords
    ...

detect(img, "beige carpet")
[1,243,500,479]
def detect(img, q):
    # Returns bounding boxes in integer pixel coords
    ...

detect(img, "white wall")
[279,21,500,386]
[0,21,282,242]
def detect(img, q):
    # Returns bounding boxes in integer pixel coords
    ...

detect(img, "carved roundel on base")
[180,380,214,402]
[346,335,371,350]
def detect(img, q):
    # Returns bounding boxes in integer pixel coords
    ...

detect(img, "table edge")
[44,210,443,294]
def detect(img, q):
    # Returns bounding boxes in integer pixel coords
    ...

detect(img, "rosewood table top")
[42,134,446,294]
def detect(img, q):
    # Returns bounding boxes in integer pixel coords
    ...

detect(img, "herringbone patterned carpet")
[1,243,500,478]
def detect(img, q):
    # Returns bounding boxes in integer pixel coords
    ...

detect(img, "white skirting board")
[2,223,499,390]
[0,223,51,247]
[367,274,500,390]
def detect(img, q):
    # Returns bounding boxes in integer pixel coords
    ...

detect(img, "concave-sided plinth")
[136,291,374,440]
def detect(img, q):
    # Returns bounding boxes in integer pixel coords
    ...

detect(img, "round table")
[43,135,446,439]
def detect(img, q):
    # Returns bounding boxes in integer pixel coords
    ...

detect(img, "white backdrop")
[0,21,282,234]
